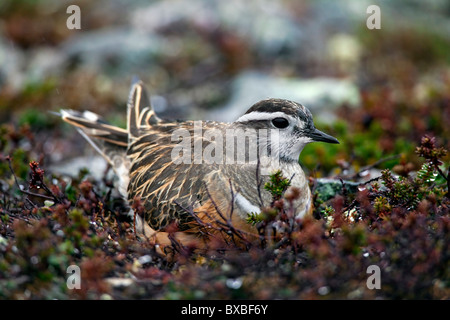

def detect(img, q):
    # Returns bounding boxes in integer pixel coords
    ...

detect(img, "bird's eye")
[271,117,289,129]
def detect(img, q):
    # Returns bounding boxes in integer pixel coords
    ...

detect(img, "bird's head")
[235,99,339,162]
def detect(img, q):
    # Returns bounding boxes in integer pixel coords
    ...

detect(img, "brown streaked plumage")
[61,80,339,248]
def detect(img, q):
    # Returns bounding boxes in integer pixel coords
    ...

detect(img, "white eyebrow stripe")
[235,111,293,123]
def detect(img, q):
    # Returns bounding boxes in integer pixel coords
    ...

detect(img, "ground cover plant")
[0,0,449,301]
[0,109,448,299]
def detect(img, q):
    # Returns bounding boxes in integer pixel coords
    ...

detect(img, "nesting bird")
[61,81,339,248]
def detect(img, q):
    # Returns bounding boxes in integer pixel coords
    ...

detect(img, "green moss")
[18,108,56,131]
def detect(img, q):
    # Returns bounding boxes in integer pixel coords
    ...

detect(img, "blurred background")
[0,0,449,178]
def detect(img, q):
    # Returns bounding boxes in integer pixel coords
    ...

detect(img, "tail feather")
[61,110,127,164]
[61,110,128,146]
[127,80,160,140]
[60,79,159,197]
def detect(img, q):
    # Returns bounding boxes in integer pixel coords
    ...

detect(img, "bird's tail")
[60,79,160,164]
[60,108,131,196]
[60,108,128,162]
[60,79,160,195]
[127,79,161,141]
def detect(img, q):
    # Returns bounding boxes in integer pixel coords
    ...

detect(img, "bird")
[60,80,339,249]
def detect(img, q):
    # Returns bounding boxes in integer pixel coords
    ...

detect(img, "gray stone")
[60,28,164,73]
[50,155,108,180]
[207,71,360,123]
[0,37,25,92]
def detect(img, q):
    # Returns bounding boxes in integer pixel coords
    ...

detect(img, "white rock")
[208,71,360,123]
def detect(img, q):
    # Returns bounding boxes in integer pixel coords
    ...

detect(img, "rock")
[105,277,134,288]
[207,71,360,122]
[131,0,304,55]
[314,178,360,203]
[0,37,25,92]
[50,155,108,180]
[25,47,66,83]
[60,28,164,73]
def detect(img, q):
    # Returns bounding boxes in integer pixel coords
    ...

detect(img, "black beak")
[307,128,340,144]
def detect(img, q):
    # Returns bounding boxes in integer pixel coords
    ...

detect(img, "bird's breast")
[266,161,312,217]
